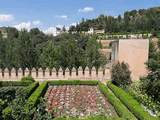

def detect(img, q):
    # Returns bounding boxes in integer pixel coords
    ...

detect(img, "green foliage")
[25,82,48,111]
[70,7,160,33]
[126,82,160,116]
[40,34,106,71]
[33,98,53,120]
[48,80,99,86]
[98,82,136,120]
[54,115,123,120]
[107,82,158,120]
[142,39,160,102]
[2,82,39,120]
[0,81,32,87]
[2,107,12,120]
[111,62,132,87]
[21,75,35,83]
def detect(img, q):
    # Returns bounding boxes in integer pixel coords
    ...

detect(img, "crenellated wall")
[0,67,111,82]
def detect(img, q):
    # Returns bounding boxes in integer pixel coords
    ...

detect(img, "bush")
[98,82,136,120]
[111,62,132,87]
[48,80,99,86]
[25,82,48,111]
[16,82,39,98]
[126,81,160,116]
[21,75,35,82]
[140,75,160,103]
[2,82,39,120]
[107,82,158,120]
[2,107,12,120]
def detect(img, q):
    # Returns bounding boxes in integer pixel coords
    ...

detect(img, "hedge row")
[22,82,39,98]
[25,82,48,111]
[0,81,32,87]
[54,116,124,120]
[98,82,136,120]
[107,82,158,120]
[48,80,99,86]
[2,82,39,118]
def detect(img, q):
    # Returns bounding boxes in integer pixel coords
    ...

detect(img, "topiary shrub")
[111,62,132,87]
[21,75,35,83]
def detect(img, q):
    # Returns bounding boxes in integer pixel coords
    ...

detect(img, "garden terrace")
[1,80,159,120]
[24,80,135,119]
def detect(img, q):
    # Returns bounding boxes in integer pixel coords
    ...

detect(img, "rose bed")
[45,85,117,118]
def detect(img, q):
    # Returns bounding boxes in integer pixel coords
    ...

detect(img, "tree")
[141,39,160,102]
[17,30,38,69]
[111,62,132,87]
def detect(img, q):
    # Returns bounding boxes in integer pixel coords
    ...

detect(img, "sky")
[0,0,160,33]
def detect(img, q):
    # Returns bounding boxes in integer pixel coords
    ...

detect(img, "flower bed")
[45,85,117,118]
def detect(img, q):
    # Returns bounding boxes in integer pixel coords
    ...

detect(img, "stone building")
[99,39,149,80]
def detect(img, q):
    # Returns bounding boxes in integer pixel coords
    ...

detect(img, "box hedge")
[25,82,48,111]
[0,81,32,87]
[107,82,158,120]
[48,80,99,86]
[98,82,136,120]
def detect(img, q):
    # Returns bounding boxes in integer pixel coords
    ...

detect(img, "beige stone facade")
[111,39,149,80]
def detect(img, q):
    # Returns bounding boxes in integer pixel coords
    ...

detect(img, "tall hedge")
[107,82,158,120]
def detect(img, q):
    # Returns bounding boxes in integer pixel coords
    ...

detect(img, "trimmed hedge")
[107,82,158,120]
[0,81,32,87]
[98,82,136,120]
[48,80,99,86]
[54,116,124,120]
[22,82,39,98]
[2,82,39,118]
[25,82,48,111]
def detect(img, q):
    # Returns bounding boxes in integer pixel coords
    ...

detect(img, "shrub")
[127,81,160,116]
[2,107,12,120]
[111,62,132,87]
[108,82,158,120]
[16,82,39,98]
[25,82,48,111]
[2,82,39,120]
[140,75,160,103]
[21,75,35,82]
[98,82,136,120]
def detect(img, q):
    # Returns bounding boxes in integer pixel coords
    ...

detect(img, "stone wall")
[118,39,149,80]
[0,67,111,82]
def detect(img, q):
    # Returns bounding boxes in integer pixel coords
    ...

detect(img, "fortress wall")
[0,67,111,82]
[118,39,149,80]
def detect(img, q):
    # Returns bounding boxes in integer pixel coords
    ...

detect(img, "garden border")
[107,82,158,120]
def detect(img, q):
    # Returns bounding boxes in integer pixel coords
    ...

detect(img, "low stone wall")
[0,67,111,82]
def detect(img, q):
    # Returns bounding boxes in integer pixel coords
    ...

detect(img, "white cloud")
[56,15,68,20]
[56,24,63,28]
[70,22,77,26]
[78,7,94,13]
[32,20,41,25]
[44,27,57,36]
[0,14,14,22]
[14,22,31,30]
[13,20,42,30]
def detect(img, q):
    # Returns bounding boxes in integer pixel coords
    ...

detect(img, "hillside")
[69,7,160,33]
